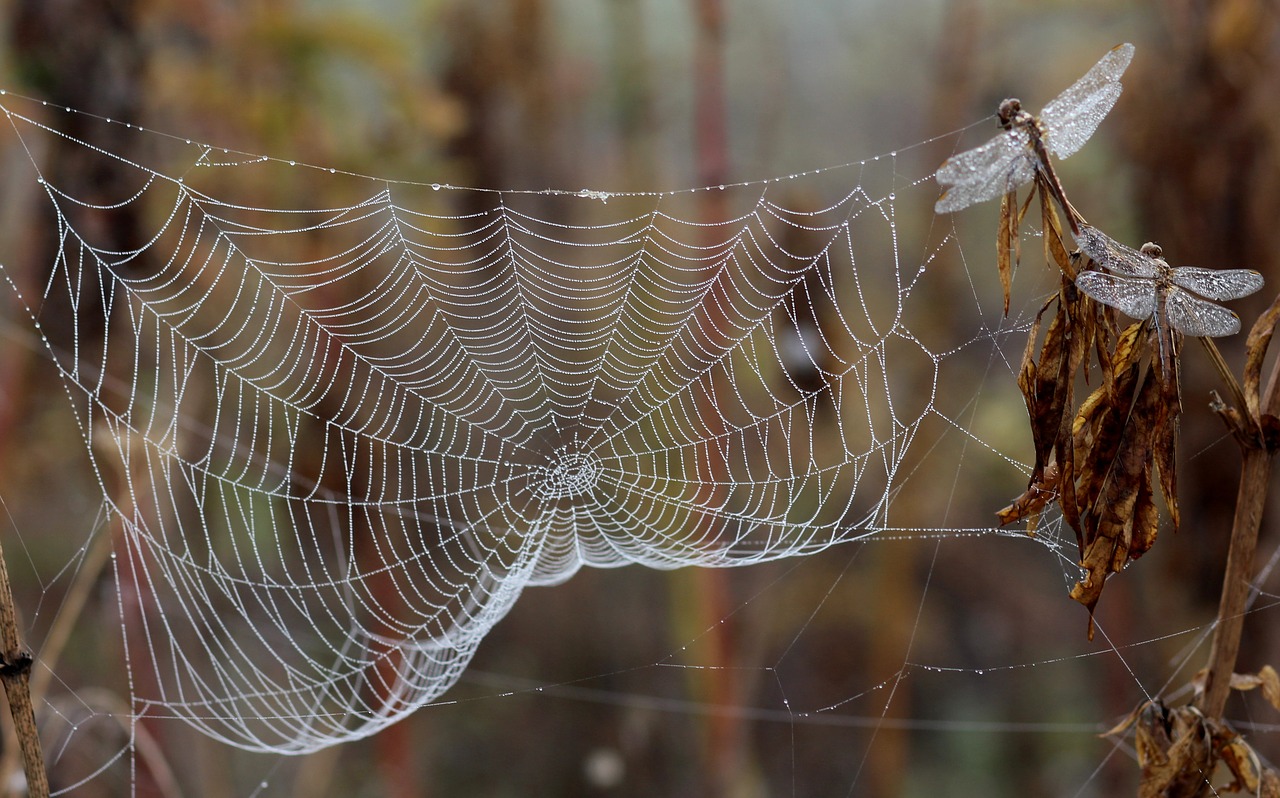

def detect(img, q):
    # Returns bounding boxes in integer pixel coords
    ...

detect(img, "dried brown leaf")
[997,463,1060,527]
[1060,278,1095,404]
[1035,312,1075,469]
[1070,367,1165,631]
[1130,702,1213,798]
[1263,769,1280,798]
[1019,297,1061,475]
[1107,320,1147,399]
[1130,472,1159,560]
[1070,383,1107,519]
[1112,700,1280,797]
[1016,299,1049,403]
[1215,730,1260,794]
[1103,701,1146,738]
[1230,664,1280,711]
[997,192,1017,316]
[1040,185,1074,278]
[1047,277,1097,539]
[1073,351,1142,530]
[1057,442,1079,542]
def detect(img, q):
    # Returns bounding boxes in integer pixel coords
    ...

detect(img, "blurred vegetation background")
[0,0,1278,795]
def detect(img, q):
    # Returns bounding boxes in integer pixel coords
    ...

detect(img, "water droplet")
[718,185,725,190]
[890,150,897,157]
[431,183,441,191]
[329,168,336,174]
[185,139,191,144]
[289,161,296,167]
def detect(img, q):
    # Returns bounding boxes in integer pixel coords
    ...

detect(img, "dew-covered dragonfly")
[1073,224,1265,375]
[934,43,1135,224]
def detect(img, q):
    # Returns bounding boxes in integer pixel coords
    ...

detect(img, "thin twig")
[1199,337,1257,440]
[0,538,48,798]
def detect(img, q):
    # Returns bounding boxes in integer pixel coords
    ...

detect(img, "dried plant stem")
[0,540,48,798]
[1197,331,1280,720]
[1198,447,1272,719]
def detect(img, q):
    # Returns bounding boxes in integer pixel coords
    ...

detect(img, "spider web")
[0,89,1088,764]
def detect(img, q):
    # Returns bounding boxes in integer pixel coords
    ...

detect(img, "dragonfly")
[934,43,1135,230]
[1073,224,1265,377]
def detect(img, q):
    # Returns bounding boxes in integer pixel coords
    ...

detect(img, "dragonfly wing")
[934,130,1036,213]
[1075,270,1156,319]
[1074,224,1158,278]
[1169,266,1265,301]
[1040,43,1135,159]
[1164,287,1242,337]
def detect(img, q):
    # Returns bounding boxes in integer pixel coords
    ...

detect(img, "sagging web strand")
[1,96,1029,754]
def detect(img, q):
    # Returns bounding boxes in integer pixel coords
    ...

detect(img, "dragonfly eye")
[997,98,1022,128]
[1140,242,1162,258]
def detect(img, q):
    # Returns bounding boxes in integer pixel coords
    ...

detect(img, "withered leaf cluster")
[994,176,1180,638]
[1109,700,1280,798]
[1108,667,1280,798]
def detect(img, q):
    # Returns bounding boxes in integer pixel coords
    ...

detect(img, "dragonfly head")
[997,98,1023,129]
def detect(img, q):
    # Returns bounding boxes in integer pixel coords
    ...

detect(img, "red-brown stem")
[1197,342,1280,718]
[1197,447,1272,718]
[0,540,48,798]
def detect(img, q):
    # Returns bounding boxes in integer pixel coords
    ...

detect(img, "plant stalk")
[1198,446,1271,718]
[0,539,48,798]
[1197,323,1280,719]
